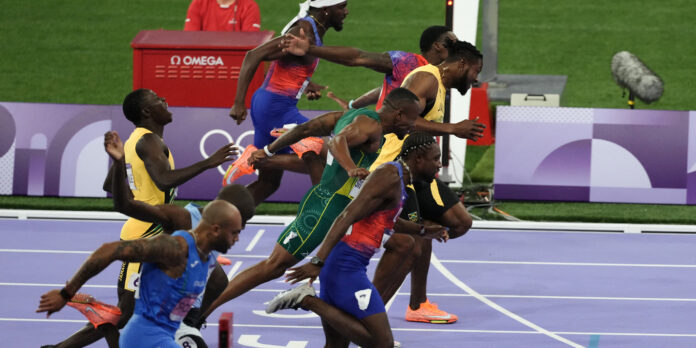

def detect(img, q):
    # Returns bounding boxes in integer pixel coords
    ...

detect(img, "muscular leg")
[52,288,134,348]
[247,168,284,206]
[301,297,394,348]
[409,202,473,309]
[408,237,432,309]
[301,150,326,185]
[254,154,310,174]
[321,317,350,348]
[203,244,300,317]
[372,233,420,304]
[253,150,326,186]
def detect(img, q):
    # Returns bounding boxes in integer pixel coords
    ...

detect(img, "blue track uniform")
[319,162,407,319]
[250,16,323,153]
[120,230,214,347]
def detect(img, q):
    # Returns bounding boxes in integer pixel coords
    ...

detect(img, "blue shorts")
[319,241,384,319]
[120,314,179,348]
[250,88,309,153]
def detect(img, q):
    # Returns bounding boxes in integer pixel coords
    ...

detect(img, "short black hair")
[399,131,437,159]
[216,184,256,225]
[122,89,150,125]
[383,87,419,111]
[444,39,483,64]
[419,25,451,53]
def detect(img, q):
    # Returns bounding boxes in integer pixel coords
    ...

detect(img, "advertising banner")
[494,106,696,204]
[0,102,321,202]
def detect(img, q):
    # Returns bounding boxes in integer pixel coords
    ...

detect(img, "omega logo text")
[170,55,225,66]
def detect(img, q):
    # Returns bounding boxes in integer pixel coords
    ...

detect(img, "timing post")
[440,0,454,182]
[443,0,480,185]
[219,312,234,348]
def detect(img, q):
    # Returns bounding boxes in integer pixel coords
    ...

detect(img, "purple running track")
[1,219,695,347]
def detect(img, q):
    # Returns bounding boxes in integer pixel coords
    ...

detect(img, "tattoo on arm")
[65,235,184,296]
[115,236,184,265]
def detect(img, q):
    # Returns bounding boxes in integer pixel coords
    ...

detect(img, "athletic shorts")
[413,179,460,221]
[250,88,309,153]
[118,261,141,293]
[319,241,384,319]
[120,314,179,348]
[277,186,351,260]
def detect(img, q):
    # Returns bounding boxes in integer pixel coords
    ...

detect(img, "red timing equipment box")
[132,30,274,108]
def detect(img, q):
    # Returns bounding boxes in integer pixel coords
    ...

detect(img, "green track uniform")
[277,108,383,259]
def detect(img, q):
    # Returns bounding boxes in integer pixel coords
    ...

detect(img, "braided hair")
[443,39,482,64]
[398,131,437,160]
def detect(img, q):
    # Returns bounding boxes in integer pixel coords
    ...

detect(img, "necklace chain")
[398,159,413,187]
[309,15,327,32]
[190,230,205,258]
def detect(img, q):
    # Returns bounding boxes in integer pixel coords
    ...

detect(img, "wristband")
[263,145,274,157]
[59,287,73,301]
[348,99,355,109]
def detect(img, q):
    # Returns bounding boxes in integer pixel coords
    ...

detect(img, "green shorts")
[277,186,352,260]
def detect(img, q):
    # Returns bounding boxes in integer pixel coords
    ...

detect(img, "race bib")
[326,150,334,166]
[125,164,137,190]
[170,295,197,322]
[296,79,310,99]
[349,179,365,199]
[126,263,141,293]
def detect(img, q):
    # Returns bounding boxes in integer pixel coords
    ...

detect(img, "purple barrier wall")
[494,106,696,204]
[0,102,324,202]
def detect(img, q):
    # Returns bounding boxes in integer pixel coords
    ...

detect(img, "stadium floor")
[1,218,695,347]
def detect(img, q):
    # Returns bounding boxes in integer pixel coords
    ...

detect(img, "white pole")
[445,0,479,185]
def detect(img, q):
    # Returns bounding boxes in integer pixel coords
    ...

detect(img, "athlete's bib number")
[349,179,364,199]
[170,295,197,322]
[125,164,137,190]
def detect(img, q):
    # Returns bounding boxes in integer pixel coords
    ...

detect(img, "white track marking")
[431,253,584,347]
[252,310,318,319]
[246,229,265,252]
[5,248,694,269]
[0,248,269,259]
[0,249,91,254]
[3,318,696,338]
[227,261,244,280]
[3,282,695,302]
[394,291,696,302]
[0,282,116,289]
[437,259,696,268]
[384,281,404,312]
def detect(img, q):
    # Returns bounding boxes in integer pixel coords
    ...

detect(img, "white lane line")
[0,282,116,289]
[393,292,696,302]
[4,318,696,338]
[0,249,268,259]
[0,249,91,254]
[5,248,693,269]
[245,229,265,252]
[431,253,584,348]
[554,331,696,338]
[438,259,696,268]
[384,281,404,312]
[227,261,243,280]
[0,282,301,294]
[4,282,695,302]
